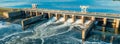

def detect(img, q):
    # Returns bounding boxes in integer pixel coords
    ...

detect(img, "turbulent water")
[0,0,120,44]
[0,17,111,44]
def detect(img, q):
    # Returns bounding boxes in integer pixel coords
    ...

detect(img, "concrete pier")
[102,35,106,41]
[21,20,24,30]
[115,19,119,34]
[35,11,38,16]
[110,36,114,43]
[72,15,75,23]
[30,10,32,17]
[63,14,67,22]
[41,12,44,15]
[24,10,27,15]
[91,16,95,21]
[102,18,107,32]
[81,20,95,43]
[81,16,85,24]
[55,13,59,20]
[112,19,119,34]
[48,12,51,18]
[82,29,85,43]
[112,19,116,29]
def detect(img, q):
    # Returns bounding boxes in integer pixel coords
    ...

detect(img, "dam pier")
[1,4,120,43]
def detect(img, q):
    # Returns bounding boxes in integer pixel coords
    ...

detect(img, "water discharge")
[0,17,111,44]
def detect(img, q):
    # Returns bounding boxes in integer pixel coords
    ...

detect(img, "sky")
[0,0,120,13]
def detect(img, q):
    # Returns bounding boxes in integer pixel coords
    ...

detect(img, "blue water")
[0,0,120,14]
[0,0,120,44]
[0,17,113,44]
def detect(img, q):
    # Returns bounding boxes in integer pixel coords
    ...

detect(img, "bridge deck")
[23,9,120,19]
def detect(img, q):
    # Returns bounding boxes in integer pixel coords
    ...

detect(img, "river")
[0,0,120,44]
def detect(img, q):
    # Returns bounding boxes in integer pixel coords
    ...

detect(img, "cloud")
[0,2,28,7]
[36,0,76,2]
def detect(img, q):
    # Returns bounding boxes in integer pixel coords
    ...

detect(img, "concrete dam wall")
[21,14,48,30]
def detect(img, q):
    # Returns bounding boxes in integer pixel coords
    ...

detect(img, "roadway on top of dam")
[23,9,120,19]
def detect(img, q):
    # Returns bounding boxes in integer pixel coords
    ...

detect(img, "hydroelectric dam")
[1,4,120,44]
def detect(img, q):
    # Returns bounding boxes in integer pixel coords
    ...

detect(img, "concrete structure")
[72,15,75,23]
[81,16,85,24]
[55,13,59,20]
[35,11,38,16]
[110,36,114,43]
[48,12,51,18]
[91,16,95,21]
[63,14,67,22]
[3,12,9,18]
[5,4,118,43]
[2,11,24,18]
[21,14,47,30]
[21,8,120,43]
[115,19,119,34]
[102,18,107,32]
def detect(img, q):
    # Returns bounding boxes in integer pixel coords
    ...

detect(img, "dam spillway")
[9,8,119,43]
[0,6,120,44]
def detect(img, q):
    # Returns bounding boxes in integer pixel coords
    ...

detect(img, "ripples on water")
[0,17,111,44]
[0,0,120,44]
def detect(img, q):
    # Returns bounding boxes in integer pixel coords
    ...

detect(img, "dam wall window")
[85,17,91,20]
[95,18,103,21]
[67,15,72,18]
[26,11,31,18]
[106,19,114,28]
[3,11,24,19]
[53,14,55,17]
[32,12,36,16]
[106,22,113,28]
[40,12,44,15]
[25,11,31,17]
[76,16,81,19]
[60,14,63,17]
[44,13,48,15]
[50,13,55,17]
[37,12,40,16]
[96,18,104,26]
[79,16,85,19]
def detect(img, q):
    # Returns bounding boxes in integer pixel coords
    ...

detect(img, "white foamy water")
[56,17,64,23]
[0,17,111,44]
[64,18,73,24]
[0,22,10,28]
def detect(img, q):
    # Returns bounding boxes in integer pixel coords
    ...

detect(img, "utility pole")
[80,6,89,14]
[32,4,37,10]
